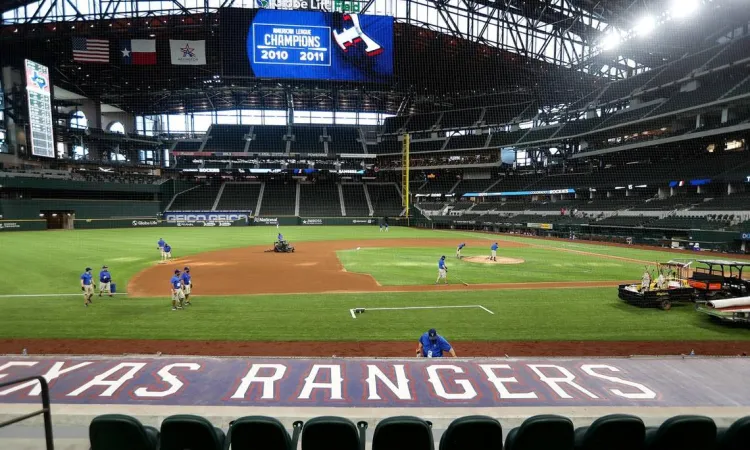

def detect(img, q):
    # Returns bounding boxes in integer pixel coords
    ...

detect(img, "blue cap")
[428,328,437,340]
[174,269,180,274]
[85,267,91,272]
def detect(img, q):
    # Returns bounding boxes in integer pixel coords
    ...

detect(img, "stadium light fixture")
[635,15,656,36]
[600,30,621,51]
[671,0,699,18]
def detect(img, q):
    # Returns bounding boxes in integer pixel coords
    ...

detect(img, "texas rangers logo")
[180,43,196,58]
[30,71,47,90]
[333,14,383,56]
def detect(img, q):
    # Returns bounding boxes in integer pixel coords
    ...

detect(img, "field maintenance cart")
[266,240,295,253]
[618,260,696,310]
[688,260,750,299]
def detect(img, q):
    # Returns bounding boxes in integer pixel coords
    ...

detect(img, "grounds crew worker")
[416,328,457,358]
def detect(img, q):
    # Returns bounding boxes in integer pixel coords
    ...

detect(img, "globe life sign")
[257,0,362,13]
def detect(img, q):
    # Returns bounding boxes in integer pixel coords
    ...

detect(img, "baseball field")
[2,225,750,357]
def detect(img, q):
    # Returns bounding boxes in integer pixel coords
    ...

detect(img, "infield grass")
[1,226,749,342]
[1,288,749,341]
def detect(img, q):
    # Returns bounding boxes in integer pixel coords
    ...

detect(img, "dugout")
[40,210,74,230]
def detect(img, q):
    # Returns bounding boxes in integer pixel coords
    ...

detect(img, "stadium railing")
[0,376,54,450]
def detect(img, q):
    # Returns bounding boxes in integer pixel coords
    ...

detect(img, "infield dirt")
[129,238,625,296]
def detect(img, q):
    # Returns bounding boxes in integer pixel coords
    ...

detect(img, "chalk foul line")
[349,304,494,319]
[0,293,129,298]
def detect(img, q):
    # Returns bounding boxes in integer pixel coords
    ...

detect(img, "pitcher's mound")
[463,256,525,265]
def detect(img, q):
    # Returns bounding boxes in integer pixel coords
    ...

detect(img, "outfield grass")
[1,226,749,342]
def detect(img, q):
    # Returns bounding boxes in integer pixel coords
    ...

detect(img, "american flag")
[72,38,110,63]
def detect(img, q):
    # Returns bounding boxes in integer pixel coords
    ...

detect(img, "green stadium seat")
[505,415,574,450]
[439,415,503,450]
[574,414,645,450]
[372,416,433,450]
[228,416,302,450]
[644,415,716,450]
[159,414,226,450]
[717,416,750,450]
[89,414,159,450]
[301,416,364,450]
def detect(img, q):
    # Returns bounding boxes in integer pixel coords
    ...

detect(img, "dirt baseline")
[128,238,620,296]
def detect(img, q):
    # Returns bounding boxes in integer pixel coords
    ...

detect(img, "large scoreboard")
[224,9,393,83]
[25,59,55,158]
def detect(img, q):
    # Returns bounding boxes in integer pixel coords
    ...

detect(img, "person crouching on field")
[416,328,457,358]
[456,243,466,258]
[170,269,185,311]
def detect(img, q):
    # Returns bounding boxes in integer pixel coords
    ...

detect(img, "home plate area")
[2,356,750,449]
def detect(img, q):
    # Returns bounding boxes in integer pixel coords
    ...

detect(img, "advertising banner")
[0,220,46,231]
[527,223,554,230]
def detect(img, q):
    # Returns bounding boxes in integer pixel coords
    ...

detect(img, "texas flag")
[121,39,156,65]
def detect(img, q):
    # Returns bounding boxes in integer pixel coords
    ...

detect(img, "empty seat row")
[89,413,750,450]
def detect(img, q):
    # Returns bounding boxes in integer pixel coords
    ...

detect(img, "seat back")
[719,416,750,450]
[302,416,361,450]
[509,415,574,450]
[160,414,225,450]
[230,416,292,450]
[373,416,433,450]
[580,414,645,450]
[89,414,157,450]
[440,415,502,450]
[647,415,716,450]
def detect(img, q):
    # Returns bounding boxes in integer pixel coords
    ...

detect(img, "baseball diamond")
[3,0,750,447]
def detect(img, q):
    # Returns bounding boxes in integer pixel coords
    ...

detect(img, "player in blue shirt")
[181,266,193,306]
[170,269,185,311]
[80,267,95,307]
[490,242,499,262]
[163,243,173,261]
[456,243,466,259]
[416,328,456,358]
[436,256,448,285]
[98,265,113,297]
[158,238,166,261]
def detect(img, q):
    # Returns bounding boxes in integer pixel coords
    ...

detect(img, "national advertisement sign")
[253,217,279,225]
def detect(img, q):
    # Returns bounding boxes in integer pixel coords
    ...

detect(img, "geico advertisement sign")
[165,214,248,222]
[176,221,234,227]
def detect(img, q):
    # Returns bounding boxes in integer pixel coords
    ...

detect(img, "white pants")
[438,268,447,279]
[491,250,497,258]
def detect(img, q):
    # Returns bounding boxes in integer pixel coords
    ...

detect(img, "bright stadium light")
[635,15,657,36]
[671,0,699,18]
[600,30,621,51]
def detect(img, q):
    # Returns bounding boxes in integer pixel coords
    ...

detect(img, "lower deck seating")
[299,182,342,216]
[87,412,749,450]
[168,184,221,211]
[368,183,403,217]
[341,184,370,216]
[215,183,260,211]
[258,180,296,215]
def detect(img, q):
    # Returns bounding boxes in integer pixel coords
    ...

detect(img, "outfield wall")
[0,199,161,220]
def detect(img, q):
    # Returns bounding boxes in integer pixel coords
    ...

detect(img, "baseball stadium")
[2,0,750,448]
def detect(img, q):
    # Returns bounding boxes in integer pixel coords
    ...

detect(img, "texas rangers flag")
[121,39,156,65]
[170,40,206,65]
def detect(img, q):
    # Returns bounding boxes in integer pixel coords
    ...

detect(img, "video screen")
[225,9,393,83]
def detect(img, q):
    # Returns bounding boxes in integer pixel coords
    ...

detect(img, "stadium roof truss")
[1,0,627,71]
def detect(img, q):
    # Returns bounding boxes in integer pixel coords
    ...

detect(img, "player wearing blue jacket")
[490,242,499,262]
[170,269,185,311]
[98,265,113,297]
[81,267,95,307]
[158,238,166,260]
[181,267,193,306]
[456,243,466,259]
[436,256,448,285]
[416,328,457,358]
